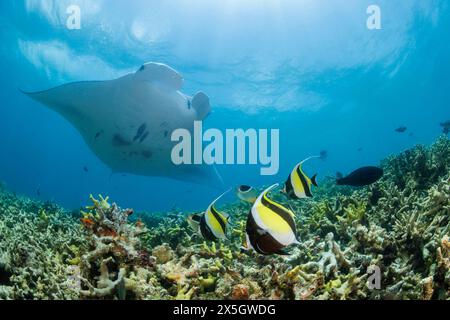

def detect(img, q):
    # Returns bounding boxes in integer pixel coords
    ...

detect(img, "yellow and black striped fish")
[187,190,230,241]
[245,184,299,255]
[283,156,319,200]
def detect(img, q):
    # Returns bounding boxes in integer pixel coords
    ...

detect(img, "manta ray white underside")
[24,62,223,187]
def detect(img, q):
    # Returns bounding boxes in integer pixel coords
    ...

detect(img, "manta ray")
[23,62,222,187]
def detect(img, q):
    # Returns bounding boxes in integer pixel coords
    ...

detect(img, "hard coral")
[0,136,449,300]
[79,195,151,300]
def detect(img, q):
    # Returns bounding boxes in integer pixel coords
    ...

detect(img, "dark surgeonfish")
[244,184,300,256]
[395,126,407,133]
[440,120,450,134]
[336,166,383,187]
[236,185,258,204]
[283,156,318,200]
[187,190,230,241]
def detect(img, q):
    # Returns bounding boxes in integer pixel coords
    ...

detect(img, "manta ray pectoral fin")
[135,62,184,90]
[21,81,106,127]
[192,92,211,120]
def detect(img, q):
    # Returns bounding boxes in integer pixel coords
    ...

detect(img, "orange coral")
[232,284,249,300]
[80,218,95,228]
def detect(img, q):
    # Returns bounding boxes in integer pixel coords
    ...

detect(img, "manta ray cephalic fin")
[134,62,184,90]
[192,91,211,120]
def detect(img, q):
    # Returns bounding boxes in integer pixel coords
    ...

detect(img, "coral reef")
[0,136,449,300]
[78,195,156,299]
[0,192,86,299]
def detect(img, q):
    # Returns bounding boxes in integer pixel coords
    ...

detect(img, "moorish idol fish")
[245,184,300,256]
[187,189,231,241]
[283,156,319,200]
[236,185,259,204]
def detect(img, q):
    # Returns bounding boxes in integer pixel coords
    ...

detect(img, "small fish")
[187,214,202,232]
[245,184,299,256]
[357,147,363,152]
[395,126,407,133]
[440,120,450,134]
[83,166,89,173]
[187,190,231,241]
[336,166,383,187]
[282,156,319,200]
[319,150,328,160]
[236,185,258,204]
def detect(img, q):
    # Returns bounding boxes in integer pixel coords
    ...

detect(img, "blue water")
[0,0,449,212]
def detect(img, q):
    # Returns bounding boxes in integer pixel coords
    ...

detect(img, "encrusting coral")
[0,136,448,300]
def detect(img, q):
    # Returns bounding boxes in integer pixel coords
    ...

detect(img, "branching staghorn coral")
[0,191,86,299]
[0,136,448,300]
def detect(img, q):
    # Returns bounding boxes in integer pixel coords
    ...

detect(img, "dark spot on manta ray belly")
[94,130,104,139]
[139,131,149,143]
[133,123,147,142]
[126,150,152,160]
[113,134,132,147]
[142,150,153,159]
